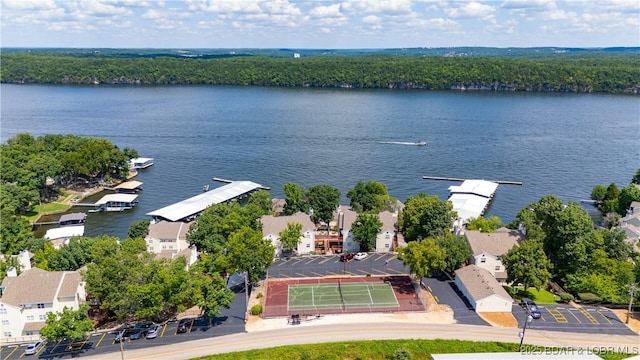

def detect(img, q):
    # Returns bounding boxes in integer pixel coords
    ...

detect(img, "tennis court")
[288,282,399,312]
[264,276,425,318]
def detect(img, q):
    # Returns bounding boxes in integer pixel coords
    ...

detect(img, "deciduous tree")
[279,222,303,253]
[305,184,340,226]
[434,233,471,273]
[40,304,94,342]
[398,239,446,279]
[502,240,552,292]
[347,181,390,213]
[283,182,306,215]
[399,193,455,241]
[351,213,382,252]
[218,226,274,284]
[466,216,503,233]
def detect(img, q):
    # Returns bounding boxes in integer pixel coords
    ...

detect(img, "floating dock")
[422,176,522,185]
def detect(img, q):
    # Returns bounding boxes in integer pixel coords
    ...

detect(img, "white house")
[336,206,359,254]
[620,201,640,253]
[454,264,513,313]
[465,228,523,283]
[260,212,316,257]
[0,268,86,343]
[146,221,191,254]
[375,211,398,253]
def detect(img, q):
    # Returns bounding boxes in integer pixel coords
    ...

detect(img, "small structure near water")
[113,180,143,194]
[89,194,139,212]
[58,212,87,226]
[128,157,154,169]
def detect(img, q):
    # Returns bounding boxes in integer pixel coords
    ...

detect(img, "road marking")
[567,308,582,323]
[597,310,613,325]
[326,271,340,276]
[187,319,195,333]
[387,255,398,261]
[434,296,439,303]
[50,340,64,353]
[277,260,289,266]
[94,333,107,348]
[3,345,18,360]
[318,257,334,265]
[579,308,599,324]
[545,308,568,323]
[427,286,432,292]
[160,323,168,337]
[305,258,317,265]
[310,271,324,277]
[373,254,386,262]
[295,272,306,277]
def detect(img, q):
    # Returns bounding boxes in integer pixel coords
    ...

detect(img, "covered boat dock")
[92,193,139,212]
[114,180,144,193]
[448,179,499,223]
[147,180,265,222]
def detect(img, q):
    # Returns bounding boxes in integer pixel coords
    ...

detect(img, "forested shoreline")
[2,52,639,93]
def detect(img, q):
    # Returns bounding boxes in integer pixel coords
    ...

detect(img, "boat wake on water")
[379,141,427,146]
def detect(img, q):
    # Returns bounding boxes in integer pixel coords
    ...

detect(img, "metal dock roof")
[95,194,139,205]
[448,180,499,222]
[115,180,143,190]
[146,181,263,222]
[45,226,85,240]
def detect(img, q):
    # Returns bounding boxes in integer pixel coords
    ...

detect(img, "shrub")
[389,348,412,360]
[578,293,602,304]
[558,293,575,303]
[250,304,263,315]
[256,292,263,299]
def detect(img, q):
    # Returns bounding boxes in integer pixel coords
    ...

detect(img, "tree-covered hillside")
[2,52,639,93]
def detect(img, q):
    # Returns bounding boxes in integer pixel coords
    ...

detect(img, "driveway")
[422,271,488,326]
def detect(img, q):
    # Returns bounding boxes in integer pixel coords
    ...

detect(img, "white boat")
[128,157,154,169]
[415,141,427,146]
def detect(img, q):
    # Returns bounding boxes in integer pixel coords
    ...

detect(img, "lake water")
[1,84,638,239]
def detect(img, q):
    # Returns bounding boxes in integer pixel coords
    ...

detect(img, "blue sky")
[2,0,639,49]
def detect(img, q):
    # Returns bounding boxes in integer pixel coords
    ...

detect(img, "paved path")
[80,322,640,360]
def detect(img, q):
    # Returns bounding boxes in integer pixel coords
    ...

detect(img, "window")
[385,243,390,248]
[0,308,6,314]
[37,303,45,309]
[306,244,310,248]
[3,332,11,337]
[39,315,46,321]
[385,233,390,239]
[25,331,34,336]
[480,257,486,263]
[496,256,501,260]
[27,315,34,321]
[1,320,9,325]
[495,266,501,271]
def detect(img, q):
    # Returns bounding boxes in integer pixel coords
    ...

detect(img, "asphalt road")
[78,322,640,360]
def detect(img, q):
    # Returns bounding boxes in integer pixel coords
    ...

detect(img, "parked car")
[24,341,45,355]
[354,252,368,261]
[115,328,142,343]
[133,321,154,329]
[176,320,189,334]
[520,297,542,319]
[129,329,146,340]
[339,253,355,262]
[146,325,161,339]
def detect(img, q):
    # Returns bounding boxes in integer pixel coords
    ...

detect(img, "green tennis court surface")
[288,282,399,311]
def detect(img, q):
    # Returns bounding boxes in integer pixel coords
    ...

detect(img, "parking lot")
[0,287,247,360]
[268,253,407,278]
[513,303,635,335]
[422,271,487,325]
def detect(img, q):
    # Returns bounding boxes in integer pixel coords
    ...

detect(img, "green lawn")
[23,202,70,222]
[193,339,633,360]
[510,287,558,304]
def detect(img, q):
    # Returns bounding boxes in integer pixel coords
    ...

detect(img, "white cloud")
[341,0,413,14]
[77,0,134,17]
[2,0,56,10]
[185,0,263,14]
[442,1,495,19]
[309,4,343,18]
[263,0,301,15]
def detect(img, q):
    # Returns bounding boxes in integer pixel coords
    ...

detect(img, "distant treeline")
[2,53,639,93]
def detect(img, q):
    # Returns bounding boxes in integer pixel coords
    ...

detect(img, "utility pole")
[627,284,638,324]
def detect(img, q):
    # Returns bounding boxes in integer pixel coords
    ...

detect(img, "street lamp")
[519,314,533,352]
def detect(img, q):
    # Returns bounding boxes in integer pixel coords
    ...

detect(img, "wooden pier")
[422,176,522,185]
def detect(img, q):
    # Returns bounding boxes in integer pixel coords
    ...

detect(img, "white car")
[24,341,45,355]
[146,324,161,339]
[354,252,368,261]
